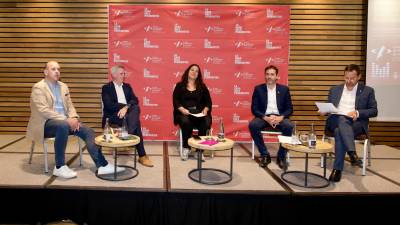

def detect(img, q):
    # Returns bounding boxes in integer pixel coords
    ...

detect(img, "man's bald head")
[45,60,59,70]
[44,61,61,83]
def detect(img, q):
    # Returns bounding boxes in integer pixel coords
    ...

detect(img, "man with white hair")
[102,64,153,167]
[26,61,124,179]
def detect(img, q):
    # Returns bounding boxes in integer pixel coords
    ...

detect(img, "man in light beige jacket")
[27,61,124,179]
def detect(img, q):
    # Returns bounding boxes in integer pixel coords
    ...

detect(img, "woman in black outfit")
[173,64,212,157]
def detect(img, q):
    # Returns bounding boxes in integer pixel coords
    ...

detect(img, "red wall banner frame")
[109,5,290,141]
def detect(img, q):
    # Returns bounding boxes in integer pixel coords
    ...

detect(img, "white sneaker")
[97,163,125,175]
[181,148,190,161]
[53,165,77,179]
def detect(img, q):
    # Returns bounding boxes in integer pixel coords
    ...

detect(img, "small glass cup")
[299,132,309,146]
[205,129,212,140]
[291,133,299,145]
[113,127,121,138]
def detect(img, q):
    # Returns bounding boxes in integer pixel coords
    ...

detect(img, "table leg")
[114,147,117,180]
[133,146,137,169]
[187,147,232,185]
[198,149,202,183]
[230,148,233,179]
[323,153,327,178]
[95,144,139,182]
[305,153,309,187]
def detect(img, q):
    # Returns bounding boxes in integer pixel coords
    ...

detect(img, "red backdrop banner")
[108,5,290,141]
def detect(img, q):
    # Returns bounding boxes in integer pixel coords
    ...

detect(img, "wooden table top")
[188,136,235,151]
[95,135,140,149]
[282,140,333,154]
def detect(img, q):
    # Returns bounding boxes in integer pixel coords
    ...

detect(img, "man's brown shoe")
[139,155,154,167]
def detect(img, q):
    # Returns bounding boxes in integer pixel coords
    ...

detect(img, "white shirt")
[337,83,358,116]
[113,81,127,104]
[265,85,280,115]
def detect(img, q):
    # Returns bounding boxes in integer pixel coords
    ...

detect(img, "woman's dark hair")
[180,64,205,89]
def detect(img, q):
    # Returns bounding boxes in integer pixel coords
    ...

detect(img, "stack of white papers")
[278,135,302,145]
[315,102,338,114]
[190,113,206,117]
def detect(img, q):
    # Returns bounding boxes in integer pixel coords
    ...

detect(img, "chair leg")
[176,129,180,151]
[29,141,35,164]
[77,137,83,167]
[367,139,371,166]
[320,155,324,168]
[286,152,290,165]
[362,139,368,176]
[251,140,255,159]
[179,129,183,158]
[43,140,49,173]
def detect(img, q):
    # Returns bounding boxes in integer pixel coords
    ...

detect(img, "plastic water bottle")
[121,116,128,138]
[291,121,298,144]
[308,123,317,149]
[217,118,225,141]
[103,118,112,142]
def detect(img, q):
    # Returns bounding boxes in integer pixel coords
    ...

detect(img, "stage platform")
[0,135,399,225]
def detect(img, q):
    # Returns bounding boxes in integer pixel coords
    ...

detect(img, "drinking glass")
[299,132,309,146]
[205,129,212,140]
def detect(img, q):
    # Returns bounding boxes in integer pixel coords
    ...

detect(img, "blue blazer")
[327,83,378,133]
[251,83,293,119]
[101,82,139,128]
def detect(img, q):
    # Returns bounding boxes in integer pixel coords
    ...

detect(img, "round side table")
[95,135,140,181]
[188,136,235,185]
[281,140,333,188]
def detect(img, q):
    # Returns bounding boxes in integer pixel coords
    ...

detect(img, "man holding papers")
[321,64,377,182]
[249,65,293,169]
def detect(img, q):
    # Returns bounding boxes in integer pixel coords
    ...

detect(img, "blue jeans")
[249,117,293,159]
[44,119,108,168]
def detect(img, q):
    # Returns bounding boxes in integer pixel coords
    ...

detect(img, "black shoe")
[329,169,342,182]
[348,151,363,166]
[276,157,288,171]
[259,154,271,168]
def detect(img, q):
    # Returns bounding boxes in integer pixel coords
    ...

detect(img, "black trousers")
[125,105,147,157]
[176,114,211,148]
[105,105,147,157]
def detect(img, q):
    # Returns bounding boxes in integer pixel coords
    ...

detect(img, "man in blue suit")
[322,64,377,182]
[249,65,293,168]
[102,65,153,167]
